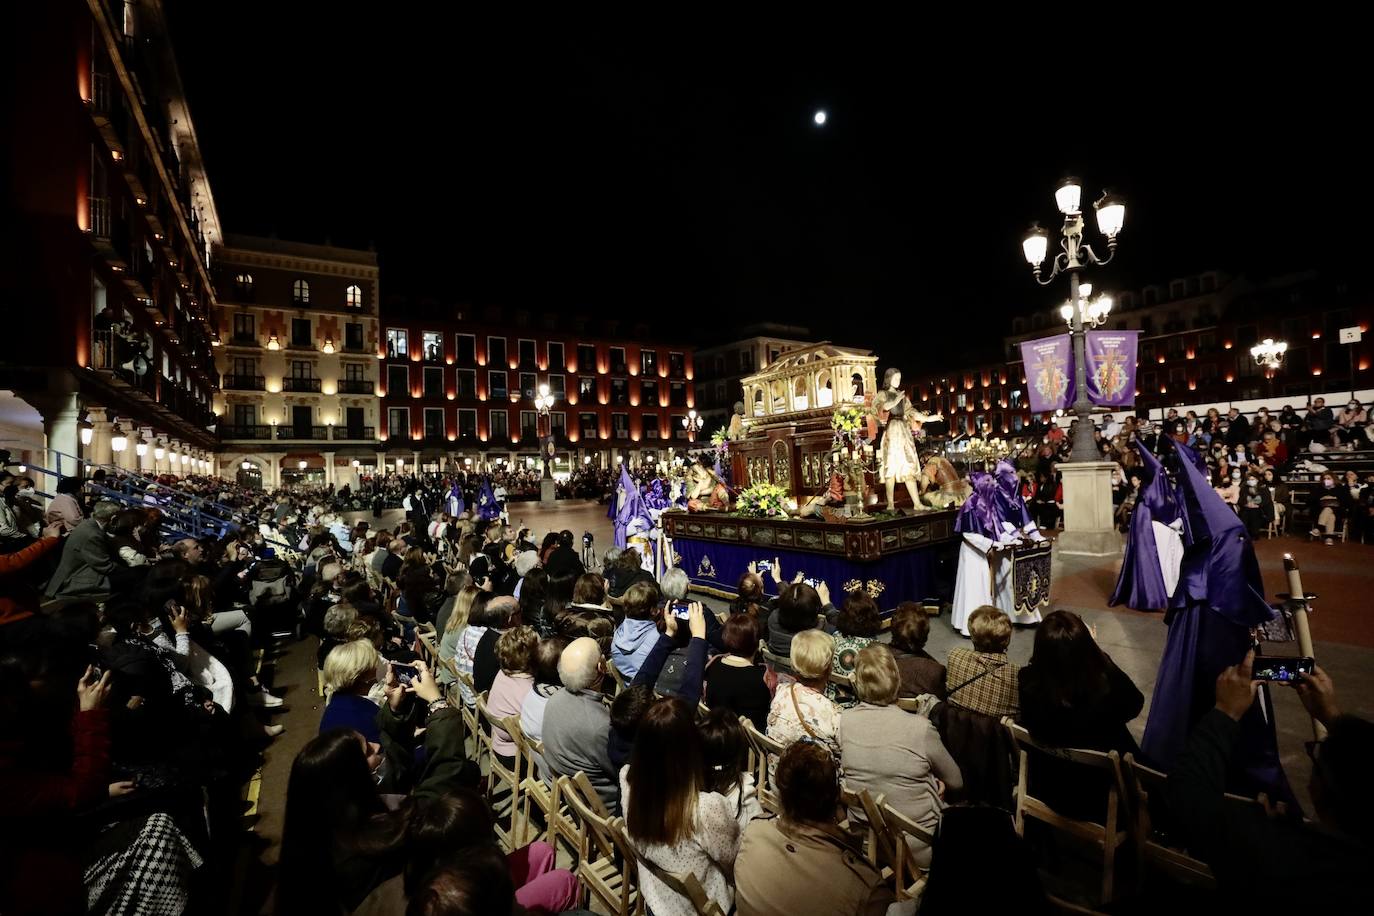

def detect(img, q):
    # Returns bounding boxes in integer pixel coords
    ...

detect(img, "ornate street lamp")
[1022,178,1125,462]
[1251,338,1288,373]
[681,409,703,442]
[534,382,558,480]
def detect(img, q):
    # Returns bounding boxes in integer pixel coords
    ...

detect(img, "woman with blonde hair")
[842,644,962,867]
[320,638,384,743]
[766,628,841,764]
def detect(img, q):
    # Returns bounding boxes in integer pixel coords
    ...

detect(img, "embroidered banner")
[1019,335,1074,414]
[1085,330,1140,407]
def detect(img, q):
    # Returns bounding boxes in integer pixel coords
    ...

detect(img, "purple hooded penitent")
[993,460,1033,529]
[613,466,651,549]
[1141,441,1287,800]
[1109,445,1180,611]
[955,472,1006,539]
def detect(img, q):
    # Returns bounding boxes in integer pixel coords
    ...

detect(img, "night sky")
[165,7,1368,372]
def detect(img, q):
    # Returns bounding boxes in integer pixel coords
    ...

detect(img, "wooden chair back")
[475,692,524,849]
[1003,718,1131,905]
[740,718,785,813]
[562,775,641,916]
[881,800,935,901]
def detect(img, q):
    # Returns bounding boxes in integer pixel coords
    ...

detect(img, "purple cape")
[1109,445,1179,611]
[476,477,501,521]
[993,460,1033,529]
[613,466,651,549]
[1141,441,1287,799]
[954,472,1005,539]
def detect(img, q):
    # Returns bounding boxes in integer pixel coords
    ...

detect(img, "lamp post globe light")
[682,409,703,442]
[1022,177,1125,462]
[1022,177,1125,557]
[534,382,558,480]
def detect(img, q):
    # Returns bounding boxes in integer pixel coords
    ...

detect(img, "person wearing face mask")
[1335,400,1369,448]
[1215,468,1242,507]
[1311,474,1351,545]
[1238,473,1273,539]
[1343,472,1366,542]
[1278,405,1302,454]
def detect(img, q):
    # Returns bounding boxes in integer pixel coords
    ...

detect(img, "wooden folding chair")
[631,847,727,916]
[1123,752,1261,889]
[475,692,524,850]
[1004,718,1132,905]
[880,801,935,902]
[740,718,785,813]
[511,725,579,855]
[415,628,440,668]
[561,775,642,916]
[455,670,480,742]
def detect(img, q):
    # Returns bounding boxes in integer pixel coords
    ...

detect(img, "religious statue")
[687,454,731,511]
[920,455,972,508]
[727,401,747,440]
[873,368,935,514]
[799,455,846,519]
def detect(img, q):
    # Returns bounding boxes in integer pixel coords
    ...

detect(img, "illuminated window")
[292,279,310,304]
[346,284,362,308]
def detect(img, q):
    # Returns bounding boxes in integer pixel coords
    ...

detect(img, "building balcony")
[331,426,375,441]
[228,334,259,347]
[220,425,274,441]
[276,425,329,441]
[337,379,374,394]
[223,374,266,391]
[281,377,323,393]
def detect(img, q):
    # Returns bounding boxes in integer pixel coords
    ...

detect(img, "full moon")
[813,109,827,126]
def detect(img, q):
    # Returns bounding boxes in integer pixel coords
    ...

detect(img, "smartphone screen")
[1251,656,1314,683]
[671,601,692,619]
[392,664,418,686]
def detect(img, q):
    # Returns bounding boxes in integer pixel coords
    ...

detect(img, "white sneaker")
[263,724,285,738]
[249,689,284,708]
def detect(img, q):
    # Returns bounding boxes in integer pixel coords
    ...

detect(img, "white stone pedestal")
[1056,461,1121,557]
[540,478,557,505]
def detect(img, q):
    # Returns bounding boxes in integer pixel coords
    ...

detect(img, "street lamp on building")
[109,422,127,454]
[534,382,558,480]
[134,431,147,458]
[1022,177,1125,462]
[682,409,703,442]
[153,439,165,462]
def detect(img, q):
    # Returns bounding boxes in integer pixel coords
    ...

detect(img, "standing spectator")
[1224,407,1251,448]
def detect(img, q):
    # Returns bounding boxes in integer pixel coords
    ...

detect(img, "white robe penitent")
[951,521,1045,635]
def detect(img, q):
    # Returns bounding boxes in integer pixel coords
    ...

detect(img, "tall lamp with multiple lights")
[534,383,558,479]
[1022,177,1125,462]
[681,409,703,442]
[1251,338,1287,397]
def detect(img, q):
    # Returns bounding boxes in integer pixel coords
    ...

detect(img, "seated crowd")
[4,465,1371,914]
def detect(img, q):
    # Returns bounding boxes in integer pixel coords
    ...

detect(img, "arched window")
[292,279,310,304]
[234,273,253,295]
[346,284,362,308]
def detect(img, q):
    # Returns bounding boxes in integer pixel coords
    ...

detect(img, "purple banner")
[1085,330,1140,407]
[1019,335,1074,414]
